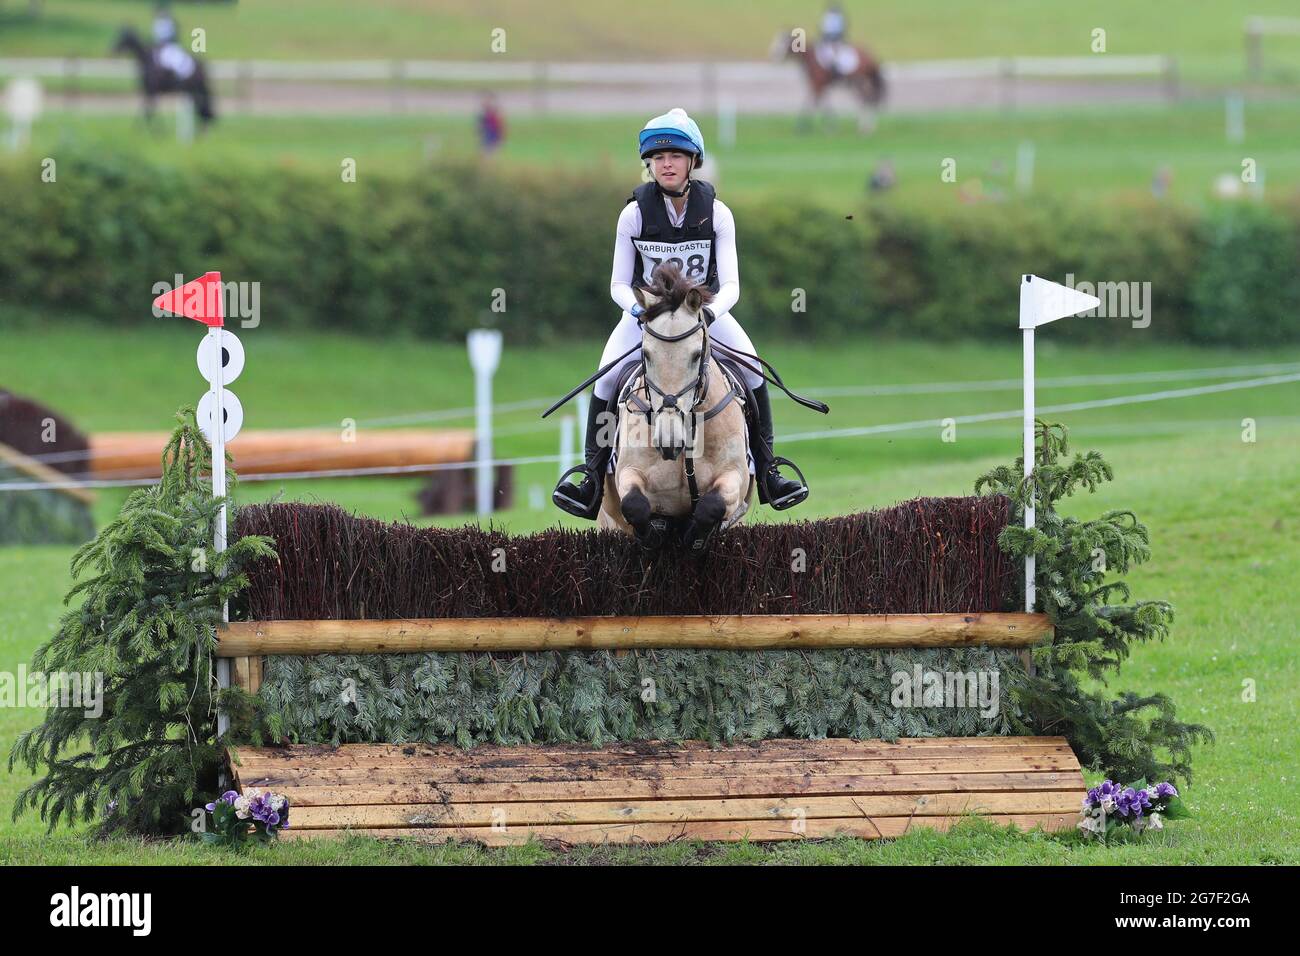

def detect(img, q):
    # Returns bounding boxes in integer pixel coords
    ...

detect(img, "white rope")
[12,360,1296,467]
[3,370,1298,493]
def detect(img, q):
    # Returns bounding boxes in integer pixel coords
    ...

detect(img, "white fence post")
[467,329,503,517]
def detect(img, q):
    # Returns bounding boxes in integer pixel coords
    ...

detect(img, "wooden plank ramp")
[229,736,1085,846]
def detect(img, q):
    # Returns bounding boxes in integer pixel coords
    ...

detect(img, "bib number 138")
[647,253,707,280]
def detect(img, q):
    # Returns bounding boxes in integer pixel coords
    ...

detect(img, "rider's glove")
[630,304,646,320]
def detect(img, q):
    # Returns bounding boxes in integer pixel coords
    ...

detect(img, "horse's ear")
[684,287,703,313]
[634,286,658,311]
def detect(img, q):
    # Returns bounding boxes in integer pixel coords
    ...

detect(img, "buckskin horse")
[771,30,886,133]
[542,266,828,552]
[112,27,216,130]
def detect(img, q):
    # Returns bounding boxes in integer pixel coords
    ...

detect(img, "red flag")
[153,271,224,327]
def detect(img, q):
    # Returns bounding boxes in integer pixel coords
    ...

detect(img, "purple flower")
[1115,787,1153,818]
[1085,779,1122,807]
[204,790,241,813]
[1155,782,1178,798]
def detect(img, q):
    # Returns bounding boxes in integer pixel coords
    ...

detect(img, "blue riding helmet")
[638,108,705,166]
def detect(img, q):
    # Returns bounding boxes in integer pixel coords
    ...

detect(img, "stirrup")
[552,463,602,519]
[763,456,810,511]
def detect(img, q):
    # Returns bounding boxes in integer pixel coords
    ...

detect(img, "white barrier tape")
[5,372,1298,494]
[16,361,1297,467]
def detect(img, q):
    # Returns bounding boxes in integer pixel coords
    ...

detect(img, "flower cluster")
[1078,779,1185,840]
[200,788,290,847]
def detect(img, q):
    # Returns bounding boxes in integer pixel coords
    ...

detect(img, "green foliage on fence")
[977,420,1213,786]
[2,149,1296,345]
[259,647,1025,749]
[9,411,275,836]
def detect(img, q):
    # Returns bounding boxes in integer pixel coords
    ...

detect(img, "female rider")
[552,108,808,519]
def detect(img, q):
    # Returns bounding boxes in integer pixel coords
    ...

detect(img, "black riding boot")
[751,383,809,511]
[552,395,613,519]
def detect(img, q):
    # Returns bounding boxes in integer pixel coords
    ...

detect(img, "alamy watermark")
[1064,274,1152,329]
[891,665,1000,719]
[0,666,103,718]
[151,274,261,328]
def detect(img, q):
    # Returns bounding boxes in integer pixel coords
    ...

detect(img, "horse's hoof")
[639,516,671,552]
[620,487,651,528]
[682,490,726,552]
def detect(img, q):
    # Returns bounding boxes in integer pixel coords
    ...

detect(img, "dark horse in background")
[771,30,886,133]
[112,27,215,129]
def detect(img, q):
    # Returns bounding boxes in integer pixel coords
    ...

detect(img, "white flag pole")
[207,324,230,739]
[467,330,503,518]
[1022,320,1036,613]
[1018,274,1101,615]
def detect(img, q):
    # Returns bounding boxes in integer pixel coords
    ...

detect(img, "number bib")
[632,238,713,286]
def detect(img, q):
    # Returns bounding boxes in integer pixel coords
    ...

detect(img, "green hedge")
[259,647,1026,748]
[2,150,1296,345]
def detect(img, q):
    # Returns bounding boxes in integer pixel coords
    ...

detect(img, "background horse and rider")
[771,28,887,132]
[112,26,216,130]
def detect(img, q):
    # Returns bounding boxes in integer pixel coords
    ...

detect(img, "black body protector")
[628,179,720,296]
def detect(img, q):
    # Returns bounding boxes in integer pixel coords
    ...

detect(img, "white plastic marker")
[1019,275,1100,613]
[153,272,236,736]
[5,77,42,152]
[467,329,503,517]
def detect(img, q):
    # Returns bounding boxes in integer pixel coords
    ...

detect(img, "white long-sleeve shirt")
[610,192,740,318]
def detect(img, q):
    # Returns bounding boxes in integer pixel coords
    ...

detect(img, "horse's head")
[112,26,143,55]
[770,28,802,61]
[633,264,713,461]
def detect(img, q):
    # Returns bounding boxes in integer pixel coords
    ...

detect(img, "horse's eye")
[691,350,702,363]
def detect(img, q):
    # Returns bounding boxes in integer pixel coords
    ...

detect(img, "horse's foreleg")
[616,468,668,550]
[682,469,747,551]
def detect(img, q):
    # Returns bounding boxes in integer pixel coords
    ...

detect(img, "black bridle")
[620,309,744,503]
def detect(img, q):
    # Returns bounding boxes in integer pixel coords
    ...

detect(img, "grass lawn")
[20,97,1300,209]
[0,323,1297,863]
[4,0,1300,84]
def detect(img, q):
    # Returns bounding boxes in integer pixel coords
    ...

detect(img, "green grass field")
[5,0,1300,84]
[1,322,1297,863]
[19,96,1300,210]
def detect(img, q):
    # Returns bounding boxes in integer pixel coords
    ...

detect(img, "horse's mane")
[639,263,714,322]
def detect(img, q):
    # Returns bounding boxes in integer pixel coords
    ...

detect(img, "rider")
[152,3,179,46]
[151,3,195,80]
[819,3,850,73]
[552,107,809,519]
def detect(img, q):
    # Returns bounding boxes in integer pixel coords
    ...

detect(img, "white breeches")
[593,311,765,400]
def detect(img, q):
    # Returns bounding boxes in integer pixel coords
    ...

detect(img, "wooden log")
[0,440,96,504]
[89,428,476,479]
[217,612,1053,656]
[230,656,252,693]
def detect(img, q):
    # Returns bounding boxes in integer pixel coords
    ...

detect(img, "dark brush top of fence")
[233,496,1017,621]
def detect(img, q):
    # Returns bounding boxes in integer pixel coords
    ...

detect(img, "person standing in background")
[478,93,505,156]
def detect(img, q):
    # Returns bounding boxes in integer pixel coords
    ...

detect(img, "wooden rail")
[0,441,96,505]
[218,612,1052,657]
